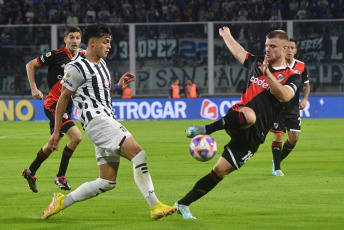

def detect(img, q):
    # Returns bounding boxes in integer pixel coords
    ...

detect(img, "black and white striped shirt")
[61,54,115,129]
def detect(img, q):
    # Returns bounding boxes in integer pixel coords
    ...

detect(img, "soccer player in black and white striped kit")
[41,23,177,220]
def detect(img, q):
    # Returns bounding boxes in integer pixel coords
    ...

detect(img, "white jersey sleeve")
[61,63,85,92]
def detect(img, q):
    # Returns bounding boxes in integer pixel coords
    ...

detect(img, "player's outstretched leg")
[150,202,178,220]
[54,175,71,190]
[174,201,196,219]
[185,125,206,138]
[22,169,38,193]
[41,193,65,219]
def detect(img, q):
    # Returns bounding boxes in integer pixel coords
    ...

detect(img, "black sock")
[57,145,74,177]
[205,110,246,135]
[178,170,222,206]
[272,141,282,170]
[29,148,48,175]
[281,140,295,161]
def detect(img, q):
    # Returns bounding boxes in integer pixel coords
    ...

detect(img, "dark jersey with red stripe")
[232,53,302,143]
[37,47,84,110]
[280,59,309,117]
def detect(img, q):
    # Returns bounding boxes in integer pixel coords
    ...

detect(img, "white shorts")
[85,116,132,165]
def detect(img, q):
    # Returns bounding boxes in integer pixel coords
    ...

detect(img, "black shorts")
[221,127,262,169]
[44,102,75,137]
[270,114,301,133]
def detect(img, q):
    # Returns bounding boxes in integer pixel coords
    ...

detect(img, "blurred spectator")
[169,78,181,98]
[85,5,96,22]
[120,86,132,99]
[25,5,35,24]
[191,51,204,67]
[297,6,308,19]
[66,11,79,25]
[98,5,110,23]
[171,50,186,68]
[185,78,199,98]
[323,7,334,19]
[289,0,299,19]
[49,5,59,22]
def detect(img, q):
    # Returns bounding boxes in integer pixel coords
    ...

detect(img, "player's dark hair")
[82,23,111,45]
[289,38,296,43]
[64,26,82,37]
[266,30,289,43]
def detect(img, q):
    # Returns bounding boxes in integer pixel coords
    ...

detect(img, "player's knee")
[289,132,299,144]
[241,108,256,127]
[70,134,82,146]
[273,133,284,142]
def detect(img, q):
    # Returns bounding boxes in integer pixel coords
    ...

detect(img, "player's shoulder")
[294,58,305,65]
[79,48,86,55]
[100,58,107,66]
[67,56,83,68]
[54,47,67,55]
[41,49,56,58]
[287,67,301,76]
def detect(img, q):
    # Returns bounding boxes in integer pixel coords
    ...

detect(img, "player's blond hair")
[266,30,289,45]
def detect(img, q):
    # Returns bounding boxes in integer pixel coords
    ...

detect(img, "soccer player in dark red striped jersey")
[270,38,310,176]
[174,27,302,219]
[22,26,84,193]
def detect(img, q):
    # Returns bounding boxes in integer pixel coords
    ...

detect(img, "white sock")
[131,151,159,207]
[63,178,116,209]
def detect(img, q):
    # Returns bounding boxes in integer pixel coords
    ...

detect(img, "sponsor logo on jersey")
[63,113,69,119]
[65,73,71,79]
[250,76,269,89]
[200,99,218,120]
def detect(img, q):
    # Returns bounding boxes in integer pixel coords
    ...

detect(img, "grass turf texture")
[0,119,343,230]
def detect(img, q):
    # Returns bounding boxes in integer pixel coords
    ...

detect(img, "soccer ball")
[189,135,217,162]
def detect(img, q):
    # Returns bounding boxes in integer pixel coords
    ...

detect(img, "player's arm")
[299,82,310,110]
[26,58,43,100]
[219,26,248,65]
[258,56,294,103]
[48,86,73,151]
[299,67,310,109]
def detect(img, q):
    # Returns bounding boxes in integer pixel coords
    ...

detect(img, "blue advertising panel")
[0,96,343,121]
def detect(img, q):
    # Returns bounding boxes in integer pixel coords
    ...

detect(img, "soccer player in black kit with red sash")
[174,27,302,219]
[22,26,84,193]
[270,38,310,176]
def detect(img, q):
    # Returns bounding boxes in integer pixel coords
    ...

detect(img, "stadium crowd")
[0,0,343,25]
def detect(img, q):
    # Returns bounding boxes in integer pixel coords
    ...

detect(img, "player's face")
[286,41,297,62]
[265,38,287,64]
[65,32,81,53]
[95,35,111,59]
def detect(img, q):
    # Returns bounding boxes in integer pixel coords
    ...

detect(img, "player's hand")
[48,132,60,151]
[258,55,270,76]
[118,72,136,89]
[299,99,307,110]
[219,26,231,38]
[32,89,43,100]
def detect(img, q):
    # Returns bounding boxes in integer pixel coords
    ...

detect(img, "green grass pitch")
[0,119,343,229]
